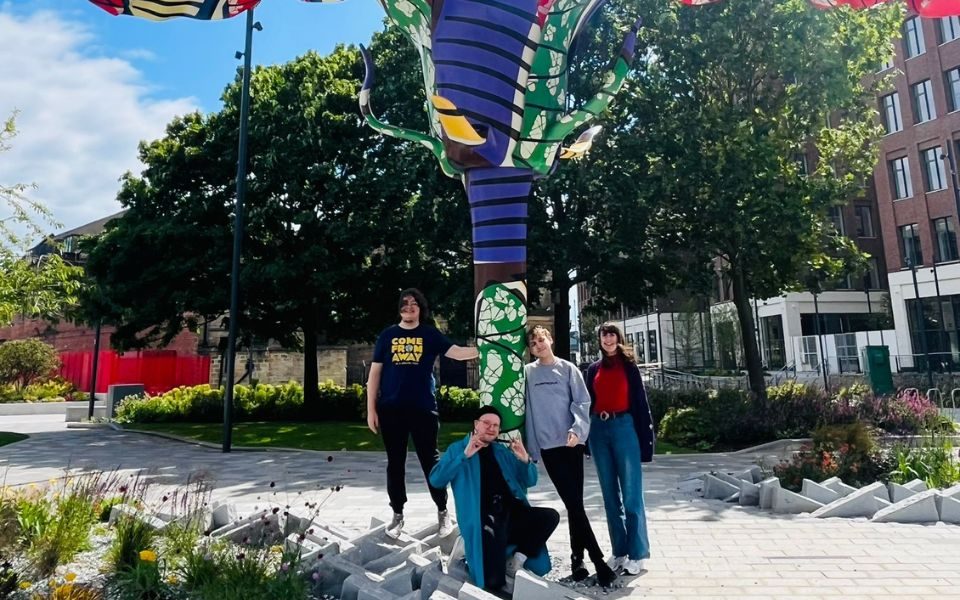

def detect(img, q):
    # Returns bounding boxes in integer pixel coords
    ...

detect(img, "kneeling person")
[430,406,559,592]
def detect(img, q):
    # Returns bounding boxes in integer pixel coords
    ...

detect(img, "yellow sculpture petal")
[431,95,485,146]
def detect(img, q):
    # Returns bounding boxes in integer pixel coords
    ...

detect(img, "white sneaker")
[385,513,404,539]
[623,558,646,575]
[438,509,454,537]
[608,555,627,571]
[505,551,527,579]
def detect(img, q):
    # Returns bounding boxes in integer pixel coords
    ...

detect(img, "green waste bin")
[865,345,893,395]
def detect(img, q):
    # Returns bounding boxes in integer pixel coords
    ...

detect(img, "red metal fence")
[59,351,211,395]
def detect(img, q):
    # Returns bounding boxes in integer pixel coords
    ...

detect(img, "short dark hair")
[397,288,431,322]
[475,405,503,423]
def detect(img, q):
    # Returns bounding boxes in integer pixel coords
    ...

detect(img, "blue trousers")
[588,415,650,560]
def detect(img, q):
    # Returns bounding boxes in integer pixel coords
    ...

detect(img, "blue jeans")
[588,415,650,560]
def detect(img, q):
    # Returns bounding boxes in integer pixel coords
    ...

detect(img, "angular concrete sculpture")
[759,477,781,510]
[771,487,825,514]
[739,480,761,506]
[821,477,857,498]
[936,493,960,524]
[703,474,741,500]
[872,490,940,524]
[801,479,841,505]
[812,482,887,519]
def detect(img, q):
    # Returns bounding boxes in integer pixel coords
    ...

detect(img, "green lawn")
[0,432,28,447]
[126,422,699,454]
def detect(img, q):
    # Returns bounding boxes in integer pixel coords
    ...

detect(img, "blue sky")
[0,1,387,234]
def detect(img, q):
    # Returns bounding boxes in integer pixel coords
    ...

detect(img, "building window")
[947,68,960,112]
[800,336,819,371]
[941,16,960,43]
[900,223,923,267]
[881,92,902,133]
[935,217,959,262]
[890,156,913,199]
[922,146,947,191]
[854,205,874,237]
[879,54,895,72]
[835,333,860,373]
[647,330,658,362]
[827,206,845,234]
[865,257,881,289]
[912,79,936,123]
[905,17,926,58]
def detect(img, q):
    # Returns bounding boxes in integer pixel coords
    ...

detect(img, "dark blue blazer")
[585,359,655,463]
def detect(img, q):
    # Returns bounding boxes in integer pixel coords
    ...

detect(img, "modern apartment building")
[875,13,960,373]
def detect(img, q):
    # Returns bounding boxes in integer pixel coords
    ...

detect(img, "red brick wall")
[0,317,200,354]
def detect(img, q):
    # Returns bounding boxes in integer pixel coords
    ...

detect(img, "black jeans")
[378,405,447,513]
[541,445,605,564]
[480,498,559,590]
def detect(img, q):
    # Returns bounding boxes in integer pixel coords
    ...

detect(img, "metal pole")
[813,290,829,391]
[87,320,102,420]
[932,262,946,370]
[864,274,872,347]
[754,299,763,368]
[223,9,258,453]
[908,257,934,388]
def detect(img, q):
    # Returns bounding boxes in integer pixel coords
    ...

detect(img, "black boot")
[570,554,589,581]
[594,559,618,588]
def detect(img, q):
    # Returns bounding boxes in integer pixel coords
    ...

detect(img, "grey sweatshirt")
[523,357,591,462]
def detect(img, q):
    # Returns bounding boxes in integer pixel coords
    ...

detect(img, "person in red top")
[584,322,655,576]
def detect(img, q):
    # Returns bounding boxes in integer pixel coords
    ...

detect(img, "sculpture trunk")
[465,167,532,433]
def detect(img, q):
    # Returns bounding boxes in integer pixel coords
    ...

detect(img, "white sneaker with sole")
[384,513,404,539]
[608,555,627,571]
[438,509,454,537]
[623,558,646,575]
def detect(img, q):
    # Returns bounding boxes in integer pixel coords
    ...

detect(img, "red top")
[592,362,629,414]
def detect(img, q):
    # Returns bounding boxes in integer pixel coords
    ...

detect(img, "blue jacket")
[585,359,656,462]
[429,434,551,588]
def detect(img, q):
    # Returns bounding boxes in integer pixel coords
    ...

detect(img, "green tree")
[84,30,466,406]
[0,113,84,325]
[0,339,59,391]
[612,0,902,396]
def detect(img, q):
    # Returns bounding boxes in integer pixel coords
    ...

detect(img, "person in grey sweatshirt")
[524,325,617,588]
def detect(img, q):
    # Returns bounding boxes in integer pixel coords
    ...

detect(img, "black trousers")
[541,445,605,564]
[480,498,559,590]
[378,405,447,513]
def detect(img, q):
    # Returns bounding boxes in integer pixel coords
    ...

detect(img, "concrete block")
[888,482,920,503]
[759,477,780,510]
[703,474,740,500]
[677,476,704,494]
[737,465,763,483]
[771,487,824,514]
[812,482,886,519]
[801,479,840,505]
[872,490,940,523]
[381,565,416,595]
[823,478,857,498]
[314,556,381,599]
[108,504,167,530]
[358,586,400,600]
[420,570,464,600]
[713,471,747,487]
[342,572,391,600]
[936,493,960,524]
[429,592,458,600]
[511,569,591,600]
[457,582,500,600]
[722,492,740,503]
[210,500,238,528]
[406,553,441,590]
[904,478,928,492]
[739,480,760,506]
[869,482,891,502]
[940,483,960,500]
[366,541,426,575]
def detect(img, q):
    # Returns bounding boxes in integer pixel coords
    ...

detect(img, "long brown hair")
[598,322,635,368]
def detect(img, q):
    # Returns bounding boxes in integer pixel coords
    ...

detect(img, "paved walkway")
[1,416,958,599]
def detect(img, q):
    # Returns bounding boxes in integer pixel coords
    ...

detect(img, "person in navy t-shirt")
[366,288,478,538]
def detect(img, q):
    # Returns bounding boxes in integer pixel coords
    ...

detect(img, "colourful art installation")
[88,0,336,21]
[361,0,640,432]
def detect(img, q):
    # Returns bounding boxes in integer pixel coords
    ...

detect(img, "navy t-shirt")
[372,323,453,412]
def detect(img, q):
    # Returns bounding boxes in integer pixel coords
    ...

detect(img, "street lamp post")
[223,9,261,453]
[907,257,934,389]
[812,288,829,392]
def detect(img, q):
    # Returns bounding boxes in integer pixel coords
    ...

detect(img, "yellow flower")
[18,581,30,590]
[138,549,158,562]
[167,575,179,584]
[65,573,77,583]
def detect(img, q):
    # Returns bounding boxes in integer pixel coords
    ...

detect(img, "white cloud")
[0,9,196,236]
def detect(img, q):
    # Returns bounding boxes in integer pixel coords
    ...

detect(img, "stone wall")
[209,346,349,388]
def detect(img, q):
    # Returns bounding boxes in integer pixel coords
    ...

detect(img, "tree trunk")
[302,322,319,410]
[729,264,767,398]
[552,276,571,361]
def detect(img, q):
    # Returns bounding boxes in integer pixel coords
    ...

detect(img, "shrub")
[773,422,895,491]
[107,548,169,600]
[108,515,159,573]
[0,340,59,392]
[438,386,481,421]
[889,432,960,489]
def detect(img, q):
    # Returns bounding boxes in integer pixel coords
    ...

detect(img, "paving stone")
[823,478,857,498]
[812,482,886,519]
[801,479,840,504]
[771,487,824,514]
[703,474,740,500]
[872,490,940,523]
[758,477,780,510]
[738,480,760,506]
[936,493,960,524]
